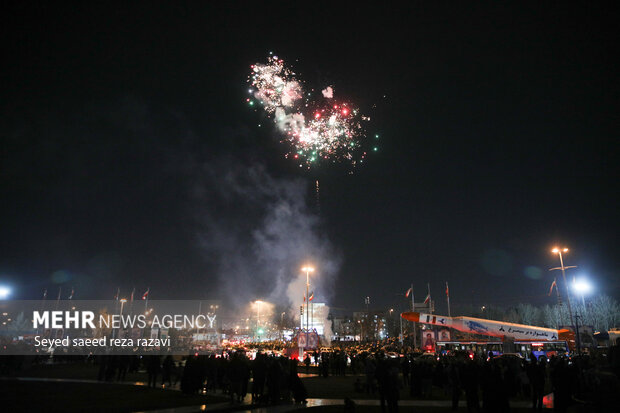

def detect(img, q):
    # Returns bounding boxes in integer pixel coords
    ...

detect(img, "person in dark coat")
[105,355,119,382]
[385,358,401,413]
[527,356,546,411]
[375,355,389,413]
[235,352,250,402]
[550,358,572,413]
[289,358,308,403]
[304,353,311,374]
[252,353,267,403]
[375,355,400,413]
[401,356,410,387]
[147,355,161,388]
[461,359,480,413]
[161,355,174,387]
[267,356,283,404]
[448,360,461,411]
[97,355,108,381]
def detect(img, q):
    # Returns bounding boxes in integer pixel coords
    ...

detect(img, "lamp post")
[301,266,314,332]
[551,247,579,352]
[394,292,408,346]
[364,296,370,343]
[115,298,127,339]
[300,266,314,359]
[550,248,577,326]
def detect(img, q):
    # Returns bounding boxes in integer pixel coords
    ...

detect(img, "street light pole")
[410,284,416,348]
[117,298,127,340]
[551,247,579,352]
[302,267,314,331]
[365,296,370,342]
[399,310,403,345]
[301,266,314,357]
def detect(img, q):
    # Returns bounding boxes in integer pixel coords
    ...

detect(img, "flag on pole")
[426,283,432,313]
[142,288,149,300]
[303,294,306,302]
[309,292,314,301]
[405,287,412,298]
[548,280,557,296]
[68,287,74,300]
[445,281,451,317]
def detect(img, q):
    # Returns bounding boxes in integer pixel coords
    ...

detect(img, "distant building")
[332,316,357,340]
[300,302,327,335]
[343,310,388,341]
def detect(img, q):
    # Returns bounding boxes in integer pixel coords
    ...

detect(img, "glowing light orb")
[573,279,593,294]
[0,286,11,300]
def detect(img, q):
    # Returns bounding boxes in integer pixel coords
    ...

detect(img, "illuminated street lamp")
[550,248,577,327]
[120,298,128,315]
[300,265,314,358]
[573,278,593,308]
[301,266,314,332]
[550,247,580,352]
[113,298,128,340]
[0,286,11,300]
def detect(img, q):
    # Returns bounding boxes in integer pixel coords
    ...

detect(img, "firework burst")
[247,54,376,168]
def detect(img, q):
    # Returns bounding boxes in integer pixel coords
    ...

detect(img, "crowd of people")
[88,351,309,404]
[2,341,620,412]
[179,351,308,404]
[298,345,616,413]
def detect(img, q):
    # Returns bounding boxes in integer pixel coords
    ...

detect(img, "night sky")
[1,3,618,313]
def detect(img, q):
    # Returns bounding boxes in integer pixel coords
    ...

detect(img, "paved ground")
[136,398,534,413]
[2,376,533,413]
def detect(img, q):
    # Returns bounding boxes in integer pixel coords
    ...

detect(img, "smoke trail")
[194,161,341,332]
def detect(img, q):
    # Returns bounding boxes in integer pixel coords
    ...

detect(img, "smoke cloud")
[193,161,340,334]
